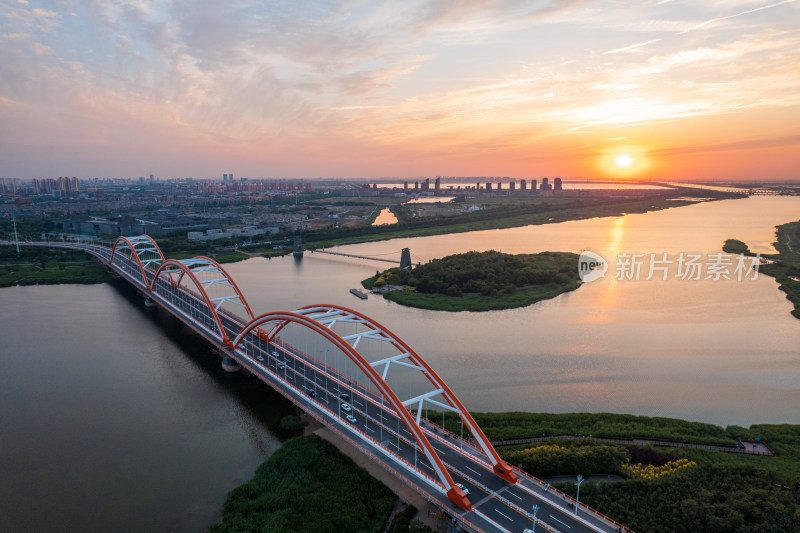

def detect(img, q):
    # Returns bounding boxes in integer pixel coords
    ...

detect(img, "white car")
[345,415,357,424]
[256,355,264,362]
[340,403,351,412]
[456,483,470,495]
[277,363,285,370]
[271,351,280,358]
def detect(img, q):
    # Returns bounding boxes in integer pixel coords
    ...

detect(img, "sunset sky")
[1,0,799,181]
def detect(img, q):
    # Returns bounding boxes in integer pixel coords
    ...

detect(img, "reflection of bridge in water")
[9,236,627,533]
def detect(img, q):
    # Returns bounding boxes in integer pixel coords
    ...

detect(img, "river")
[0,281,283,532]
[230,196,800,425]
[1,195,798,530]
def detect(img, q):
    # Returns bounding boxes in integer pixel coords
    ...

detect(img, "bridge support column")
[492,460,518,483]
[447,486,473,511]
[144,296,157,308]
[221,356,241,373]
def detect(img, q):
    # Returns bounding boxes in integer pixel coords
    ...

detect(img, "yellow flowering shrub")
[621,458,696,480]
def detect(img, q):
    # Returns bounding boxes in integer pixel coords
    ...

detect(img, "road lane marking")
[465,465,482,476]
[552,516,571,528]
[494,508,513,521]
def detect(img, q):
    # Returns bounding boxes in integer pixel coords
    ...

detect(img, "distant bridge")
[4,237,628,533]
[311,247,411,267]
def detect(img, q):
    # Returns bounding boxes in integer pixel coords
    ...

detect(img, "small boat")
[350,288,368,299]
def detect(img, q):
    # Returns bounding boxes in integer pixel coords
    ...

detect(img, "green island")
[361,250,581,311]
[725,219,800,318]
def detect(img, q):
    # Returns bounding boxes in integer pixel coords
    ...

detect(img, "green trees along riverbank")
[725,219,800,318]
[363,250,581,311]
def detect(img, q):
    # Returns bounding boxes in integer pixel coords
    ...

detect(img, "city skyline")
[1,0,799,180]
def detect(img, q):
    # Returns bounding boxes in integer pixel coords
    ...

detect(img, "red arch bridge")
[9,237,629,533]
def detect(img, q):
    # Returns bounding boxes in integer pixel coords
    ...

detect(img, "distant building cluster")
[0,177,22,194]
[187,226,278,241]
[32,176,80,195]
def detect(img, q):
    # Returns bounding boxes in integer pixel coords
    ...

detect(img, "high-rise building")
[554,177,562,191]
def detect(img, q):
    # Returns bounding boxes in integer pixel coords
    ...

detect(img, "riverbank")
[212,409,799,533]
[0,246,114,287]
[303,192,733,249]
[362,250,581,311]
[725,219,800,318]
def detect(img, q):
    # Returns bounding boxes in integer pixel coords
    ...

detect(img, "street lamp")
[575,475,585,516]
[531,504,539,532]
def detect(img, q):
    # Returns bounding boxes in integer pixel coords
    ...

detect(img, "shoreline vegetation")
[209,434,434,533]
[724,219,800,318]
[215,411,800,533]
[362,250,581,312]
[0,246,114,288]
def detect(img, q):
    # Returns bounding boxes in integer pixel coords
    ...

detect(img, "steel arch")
[151,258,254,346]
[110,235,165,284]
[293,304,517,484]
[233,311,473,511]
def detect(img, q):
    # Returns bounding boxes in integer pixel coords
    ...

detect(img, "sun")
[615,153,634,168]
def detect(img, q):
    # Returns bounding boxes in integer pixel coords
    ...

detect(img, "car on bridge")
[257,355,264,362]
[278,363,286,370]
[345,415,357,424]
[340,391,350,401]
[306,388,316,397]
[340,403,351,412]
[271,351,280,358]
[456,483,470,495]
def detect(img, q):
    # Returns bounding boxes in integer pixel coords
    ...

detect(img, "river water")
[0,282,282,532]
[1,195,798,531]
[231,196,800,425]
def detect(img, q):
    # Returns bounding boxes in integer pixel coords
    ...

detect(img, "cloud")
[652,134,800,156]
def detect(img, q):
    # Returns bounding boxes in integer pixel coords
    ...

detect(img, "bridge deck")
[3,239,629,533]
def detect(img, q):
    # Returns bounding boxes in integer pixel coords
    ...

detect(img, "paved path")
[491,435,773,456]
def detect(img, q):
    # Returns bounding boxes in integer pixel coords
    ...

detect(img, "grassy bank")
[209,435,396,533]
[363,250,581,312]
[0,245,114,287]
[726,219,800,318]
[382,281,581,311]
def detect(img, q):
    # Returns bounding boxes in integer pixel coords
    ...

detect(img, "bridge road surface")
[8,241,621,533]
[220,318,614,533]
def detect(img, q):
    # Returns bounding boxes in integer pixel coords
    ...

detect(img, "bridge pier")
[144,296,157,308]
[221,356,241,372]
